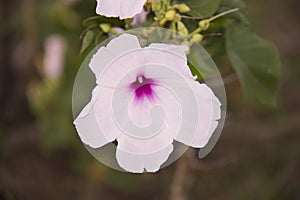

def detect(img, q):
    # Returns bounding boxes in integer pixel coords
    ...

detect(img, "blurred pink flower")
[43,35,66,79]
[96,0,147,19]
[74,34,221,173]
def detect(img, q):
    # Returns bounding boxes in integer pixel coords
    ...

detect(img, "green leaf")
[188,44,216,80]
[225,23,281,106]
[95,31,106,46]
[219,0,246,10]
[177,0,221,17]
[218,0,248,24]
[82,16,124,27]
[80,30,94,54]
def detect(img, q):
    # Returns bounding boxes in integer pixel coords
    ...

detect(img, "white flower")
[96,0,147,19]
[74,34,221,173]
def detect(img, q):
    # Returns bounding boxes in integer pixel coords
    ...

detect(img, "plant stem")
[209,8,239,22]
[169,153,189,200]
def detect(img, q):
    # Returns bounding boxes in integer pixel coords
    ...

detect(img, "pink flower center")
[130,75,156,102]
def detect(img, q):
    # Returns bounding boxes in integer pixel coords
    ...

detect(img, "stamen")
[129,75,157,102]
[138,76,144,84]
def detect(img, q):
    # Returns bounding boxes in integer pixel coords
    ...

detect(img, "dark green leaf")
[80,30,94,54]
[177,0,221,17]
[225,23,281,106]
[95,31,106,46]
[218,0,248,24]
[188,44,216,80]
[82,16,124,27]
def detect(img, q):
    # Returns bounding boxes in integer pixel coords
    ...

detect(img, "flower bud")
[99,23,111,33]
[159,18,168,25]
[174,4,191,13]
[165,10,176,21]
[192,34,204,43]
[174,14,181,22]
[198,19,210,30]
[151,0,161,11]
[177,21,188,35]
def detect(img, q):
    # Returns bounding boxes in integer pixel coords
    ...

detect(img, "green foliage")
[195,0,281,106]
[188,44,216,80]
[80,28,105,56]
[225,23,281,106]
[177,0,221,17]
[78,0,282,106]
[80,16,124,55]
[218,0,248,24]
[36,1,281,152]
[80,30,95,54]
[82,16,124,27]
[29,0,86,153]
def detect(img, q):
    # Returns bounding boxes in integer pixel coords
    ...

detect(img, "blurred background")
[0,0,299,199]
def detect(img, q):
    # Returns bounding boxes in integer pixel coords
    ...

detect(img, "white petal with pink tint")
[174,80,221,148]
[74,87,116,148]
[96,0,147,19]
[74,33,222,173]
[148,43,195,80]
[116,143,173,173]
[116,125,174,173]
[89,34,141,82]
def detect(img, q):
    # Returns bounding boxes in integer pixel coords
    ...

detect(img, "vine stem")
[168,152,190,200]
[209,8,239,22]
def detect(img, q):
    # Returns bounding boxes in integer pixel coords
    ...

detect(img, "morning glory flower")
[74,34,221,173]
[96,0,147,19]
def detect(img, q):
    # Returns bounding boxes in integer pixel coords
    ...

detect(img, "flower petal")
[115,105,174,173]
[93,86,123,142]
[174,81,221,148]
[127,92,155,128]
[117,117,173,152]
[116,136,173,173]
[96,0,120,18]
[142,64,200,140]
[106,33,141,56]
[148,43,195,80]
[153,85,182,137]
[89,34,141,81]
[96,0,146,19]
[74,87,115,148]
[119,0,147,19]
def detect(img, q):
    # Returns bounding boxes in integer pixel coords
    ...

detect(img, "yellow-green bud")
[152,0,161,11]
[177,21,188,35]
[99,23,111,33]
[165,10,176,21]
[192,34,204,43]
[198,19,210,30]
[174,14,181,22]
[174,4,191,13]
[159,18,168,25]
[152,4,161,12]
